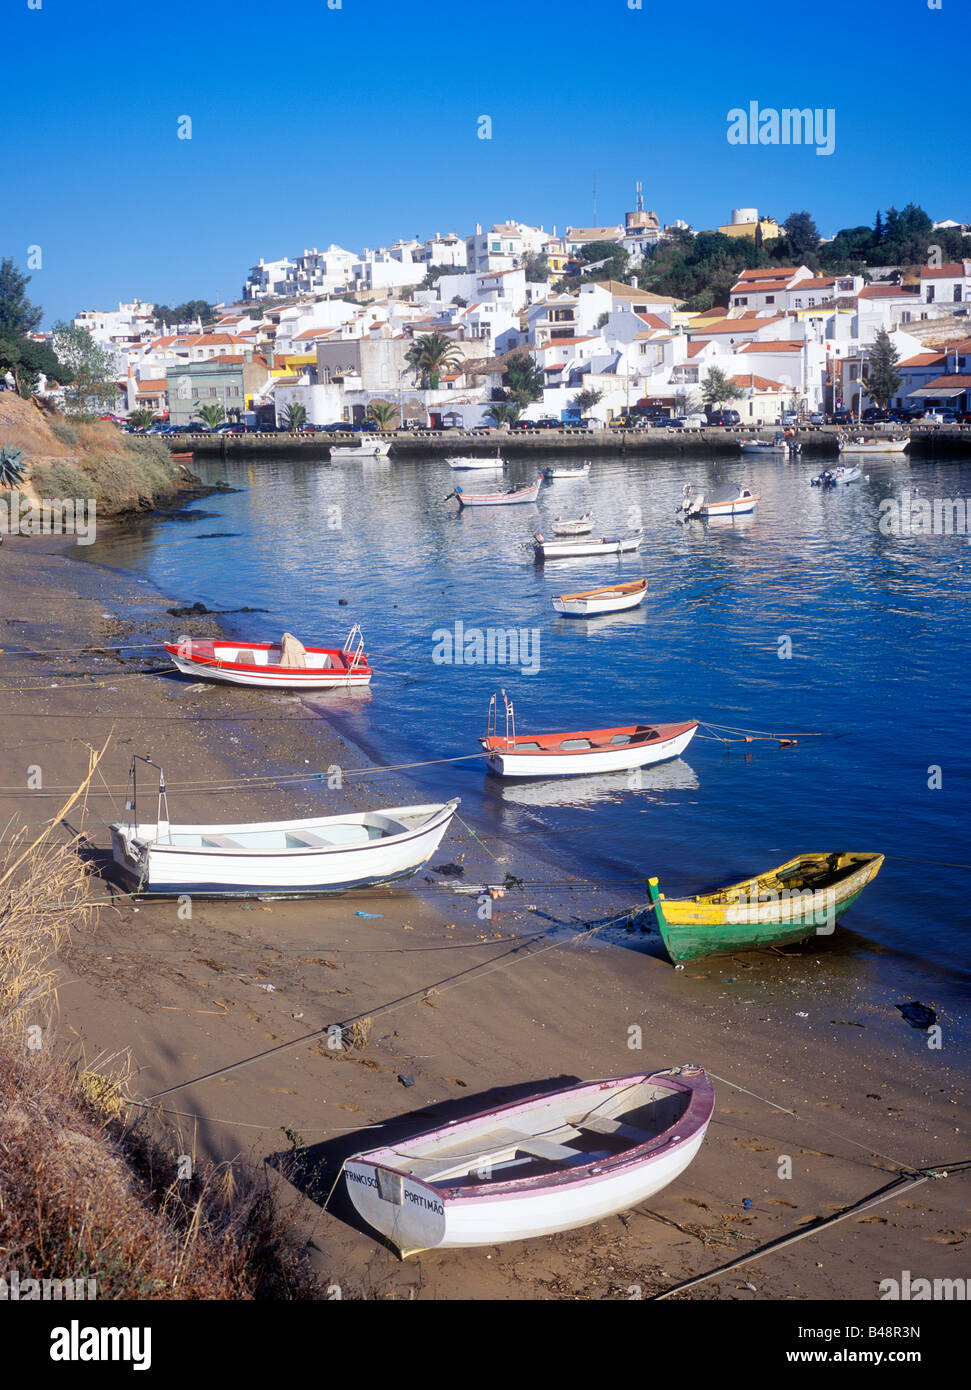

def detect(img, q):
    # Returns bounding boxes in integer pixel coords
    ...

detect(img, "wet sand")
[1,528,967,1300]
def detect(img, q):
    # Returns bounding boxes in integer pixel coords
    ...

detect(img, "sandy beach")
[1,527,967,1301]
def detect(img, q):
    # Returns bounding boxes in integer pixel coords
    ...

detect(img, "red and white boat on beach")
[164,625,372,689]
[479,690,698,778]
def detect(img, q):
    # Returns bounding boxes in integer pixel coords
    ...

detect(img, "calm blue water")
[88,446,971,987]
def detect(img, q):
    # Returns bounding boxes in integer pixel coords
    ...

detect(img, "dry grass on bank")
[0,394,180,515]
[0,784,319,1299]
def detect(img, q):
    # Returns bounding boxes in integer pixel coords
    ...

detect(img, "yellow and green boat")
[647,852,884,964]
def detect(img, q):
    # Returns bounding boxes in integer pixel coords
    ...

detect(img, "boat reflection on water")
[551,606,649,638]
[485,757,698,811]
[299,684,375,713]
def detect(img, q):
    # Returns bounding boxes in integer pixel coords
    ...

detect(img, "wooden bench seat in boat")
[577,1115,655,1144]
[200,834,246,849]
[405,1125,590,1182]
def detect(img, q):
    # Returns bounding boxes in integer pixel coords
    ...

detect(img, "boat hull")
[165,639,372,689]
[456,479,541,507]
[839,439,909,454]
[109,801,459,897]
[649,853,884,962]
[481,721,697,778]
[535,533,642,559]
[553,581,648,616]
[344,1068,714,1255]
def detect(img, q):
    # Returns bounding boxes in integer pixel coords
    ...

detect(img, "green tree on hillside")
[782,211,821,262]
[0,258,43,338]
[51,322,119,415]
[0,335,66,398]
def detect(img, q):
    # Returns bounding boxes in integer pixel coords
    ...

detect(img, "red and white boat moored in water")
[479,690,698,778]
[165,625,372,689]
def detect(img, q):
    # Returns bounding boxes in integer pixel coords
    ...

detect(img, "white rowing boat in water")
[344,1066,714,1256]
[449,478,542,508]
[109,759,459,896]
[543,462,591,480]
[479,690,697,778]
[533,530,642,560]
[552,579,648,617]
[165,626,372,690]
[838,434,909,454]
[552,514,593,536]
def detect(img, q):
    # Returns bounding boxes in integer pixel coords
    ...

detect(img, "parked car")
[684,412,707,428]
[809,411,824,425]
[705,409,741,426]
[922,409,956,424]
[780,411,800,426]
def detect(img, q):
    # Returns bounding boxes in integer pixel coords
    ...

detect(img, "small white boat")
[678,484,759,518]
[479,690,697,778]
[165,626,371,689]
[449,478,542,508]
[552,579,648,617]
[344,1066,714,1256]
[330,438,391,459]
[739,433,800,455]
[543,462,591,480]
[838,434,909,454]
[552,514,593,536]
[533,530,642,560]
[447,449,504,471]
[811,465,862,487]
[109,758,459,897]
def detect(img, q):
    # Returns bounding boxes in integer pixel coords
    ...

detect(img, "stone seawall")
[169,424,971,462]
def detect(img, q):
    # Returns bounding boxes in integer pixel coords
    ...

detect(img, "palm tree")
[485,401,521,429]
[198,402,226,430]
[367,400,399,431]
[282,402,306,431]
[571,388,603,413]
[128,408,156,430]
[405,332,463,389]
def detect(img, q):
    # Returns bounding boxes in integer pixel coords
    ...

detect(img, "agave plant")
[0,445,27,488]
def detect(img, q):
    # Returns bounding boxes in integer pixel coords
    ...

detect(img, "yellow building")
[718,210,780,241]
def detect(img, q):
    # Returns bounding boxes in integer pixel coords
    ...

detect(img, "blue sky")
[4,0,968,324]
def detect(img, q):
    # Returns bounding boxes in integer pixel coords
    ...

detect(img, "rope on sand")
[651,1160,970,1301]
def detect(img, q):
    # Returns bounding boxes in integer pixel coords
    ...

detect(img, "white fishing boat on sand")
[344,1066,714,1256]
[552,579,648,617]
[533,530,642,560]
[109,758,458,896]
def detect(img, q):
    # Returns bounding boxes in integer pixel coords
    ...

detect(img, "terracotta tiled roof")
[899,352,947,367]
[738,340,804,353]
[729,372,785,391]
[921,262,970,278]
